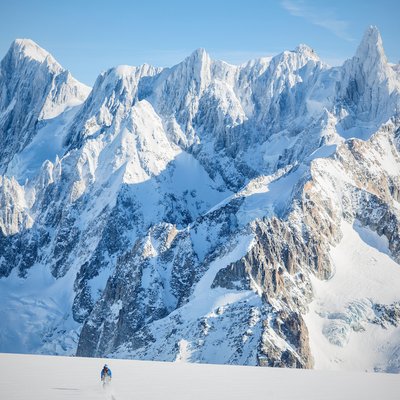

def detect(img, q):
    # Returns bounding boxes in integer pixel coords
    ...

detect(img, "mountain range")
[0,26,399,372]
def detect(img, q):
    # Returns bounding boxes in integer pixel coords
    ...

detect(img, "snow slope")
[305,221,400,372]
[0,263,79,355]
[1,353,399,400]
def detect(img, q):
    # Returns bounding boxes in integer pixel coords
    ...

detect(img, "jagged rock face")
[1,28,400,373]
[337,26,400,134]
[0,176,33,236]
[66,64,162,148]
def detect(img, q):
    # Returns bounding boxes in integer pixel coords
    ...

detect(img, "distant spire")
[354,25,386,64]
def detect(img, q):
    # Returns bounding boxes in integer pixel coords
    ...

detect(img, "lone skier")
[101,364,112,387]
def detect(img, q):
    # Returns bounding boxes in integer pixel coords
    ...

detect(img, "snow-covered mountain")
[0,26,400,373]
[0,39,90,180]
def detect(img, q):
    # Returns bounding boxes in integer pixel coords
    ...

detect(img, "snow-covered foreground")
[1,353,399,400]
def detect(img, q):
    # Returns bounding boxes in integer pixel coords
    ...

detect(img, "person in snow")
[101,364,112,387]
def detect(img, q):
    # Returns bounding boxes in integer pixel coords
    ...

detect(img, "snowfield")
[1,353,399,400]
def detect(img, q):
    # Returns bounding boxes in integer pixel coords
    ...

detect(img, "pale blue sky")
[1,0,399,85]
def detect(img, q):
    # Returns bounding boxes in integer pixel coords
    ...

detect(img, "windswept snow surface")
[1,353,399,400]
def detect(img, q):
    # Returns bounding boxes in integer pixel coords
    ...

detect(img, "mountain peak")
[191,47,207,57]
[186,47,211,66]
[355,25,386,63]
[295,44,313,54]
[2,38,64,78]
[9,38,58,65]
[294,44,320,62]
[364,25,381,42]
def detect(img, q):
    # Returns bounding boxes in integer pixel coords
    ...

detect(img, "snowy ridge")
[0,27,400,373]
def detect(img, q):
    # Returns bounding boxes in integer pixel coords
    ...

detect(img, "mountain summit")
[7,38,60,67]
[0,38,90,178]
[0,27,399,373]
[355,25,386,62]
[338,26,399,131]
